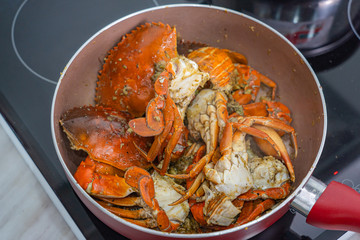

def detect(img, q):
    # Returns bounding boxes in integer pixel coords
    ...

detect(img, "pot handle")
[306,181,360,232]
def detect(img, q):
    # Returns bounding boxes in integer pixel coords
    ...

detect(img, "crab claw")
[129,62,187,175]
[231,116,297,182]
[124,167,179,232]
[128,61,174,136]
[252,125,295,182]
[74,157,135,198]
[128,117,164,137]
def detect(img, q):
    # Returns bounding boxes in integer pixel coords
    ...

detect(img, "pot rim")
[51,3,328,238]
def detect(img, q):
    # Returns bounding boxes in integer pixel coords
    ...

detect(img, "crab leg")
[232,100,292,127]
[186,144,207,178]
[128,117,164,137]
[96,200,152,219]
[132,96,175,161]
[238,181,291,201]
[166,143,203,188]
[130,62,188,175]
[232,198,245,210]
[122,218,157,229]
[135,97,185,175]
[241,101,292,125]
[153,99,186,175]
[237,199,276,225]
[166,92,222,180]
[169,145,207,206]
[128,63,174,136]
[147,63,175,130]
[166,151,214,180]
[232,64,277,105]
[230,114,296,181]
[242,102,269,117]
[128,96,167,137]
[169,172,205,206]
[236,116,298,157]
[266,101,292,125]
[98,196,142,207]
[204,121,233,185]
[124,167,178,232]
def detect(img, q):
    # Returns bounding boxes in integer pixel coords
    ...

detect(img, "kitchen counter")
[0,122,76,240]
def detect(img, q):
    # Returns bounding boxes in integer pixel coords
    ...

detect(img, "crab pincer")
[124,167,179,232]
[129,62,187,175]
[128,65,174,136]
[231,64,277,105]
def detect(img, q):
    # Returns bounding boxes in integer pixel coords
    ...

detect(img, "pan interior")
[52,4,325,237]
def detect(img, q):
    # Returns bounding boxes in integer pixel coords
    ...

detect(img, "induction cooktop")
[1,0,360,239]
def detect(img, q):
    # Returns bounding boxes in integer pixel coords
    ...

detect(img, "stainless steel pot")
[51,4,360,239]
[213,0,360,57]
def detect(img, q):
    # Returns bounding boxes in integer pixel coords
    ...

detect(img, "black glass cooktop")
[1,1,359,239]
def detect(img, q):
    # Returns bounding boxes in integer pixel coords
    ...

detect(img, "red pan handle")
[306,181,360,232]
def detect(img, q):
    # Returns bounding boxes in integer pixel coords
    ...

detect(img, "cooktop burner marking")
[11,0,57,85]
[348,0,360,40]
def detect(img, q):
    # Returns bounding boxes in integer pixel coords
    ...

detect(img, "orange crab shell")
[95,22,178,117]
[187,47,247,90]
[60,105,152,171]
[187,47,235,89]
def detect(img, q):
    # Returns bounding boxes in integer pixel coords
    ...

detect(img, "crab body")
[187,47,247,92]
[96,22,178,117]
[60,105,151,170]
[204,129,254,200]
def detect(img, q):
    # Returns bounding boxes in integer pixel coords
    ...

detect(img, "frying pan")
[51,4,360,239]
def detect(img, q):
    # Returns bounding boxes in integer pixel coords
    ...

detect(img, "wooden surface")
[0,124,76,240]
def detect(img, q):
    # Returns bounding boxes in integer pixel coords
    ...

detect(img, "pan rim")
[50,3,328,238]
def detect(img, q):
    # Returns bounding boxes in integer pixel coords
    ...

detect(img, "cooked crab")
[238,155,291,201]
[187,47,247,92]
[60,21,300,233]
[96,22,178,117]
[129,56,209,175]
[74,158,183,232]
